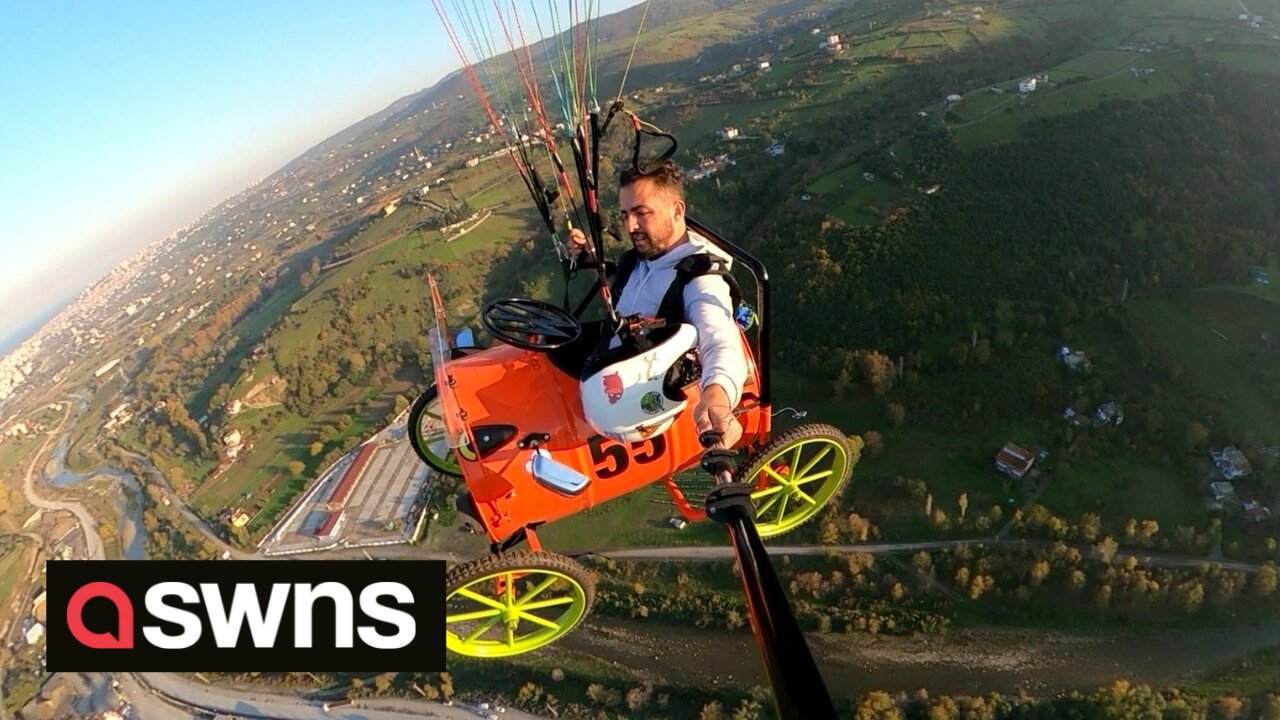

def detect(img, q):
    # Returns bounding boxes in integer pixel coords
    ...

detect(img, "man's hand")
[567,227,590,262]
[695,383,742,450]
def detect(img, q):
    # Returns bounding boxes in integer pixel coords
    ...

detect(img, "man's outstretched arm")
[685,275,748,448]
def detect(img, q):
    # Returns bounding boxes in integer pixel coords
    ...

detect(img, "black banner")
[46,560,445,671]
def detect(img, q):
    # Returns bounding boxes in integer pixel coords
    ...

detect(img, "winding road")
[19,402,103,561]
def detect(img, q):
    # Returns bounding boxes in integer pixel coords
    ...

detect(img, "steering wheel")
[481,298,582,351]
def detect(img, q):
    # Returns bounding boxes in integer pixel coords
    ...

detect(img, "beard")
[631,215,677,259]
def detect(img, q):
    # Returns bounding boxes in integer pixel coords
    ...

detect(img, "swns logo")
[48,560,444,671]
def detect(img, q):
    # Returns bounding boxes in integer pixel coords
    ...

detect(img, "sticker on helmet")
[602,372,624,404]
[640,391,664,415]
[634,423,659,439]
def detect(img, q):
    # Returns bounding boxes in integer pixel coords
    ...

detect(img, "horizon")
[0,0,645,356]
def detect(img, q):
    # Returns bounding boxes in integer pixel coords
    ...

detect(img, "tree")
[856,691,904,720]
[958,492,969,520]
[625,684,652,711]
[1210,696,1247,720]
[516,682,544,706]
[1254,561,1278,598]
[700,700,727,720]
[887,403,906,426]
[1138,519,1160,543]
[1096,537,1120,564]
[1079,512,1102,542]
[288,460,305,476]
[847,513,873,541]
[861,351,895,395]
[863,431,885,458]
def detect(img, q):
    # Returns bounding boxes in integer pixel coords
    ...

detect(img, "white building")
[1019,77,1038,93]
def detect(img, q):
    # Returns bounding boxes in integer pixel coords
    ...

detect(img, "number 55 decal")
[588,434,667,479]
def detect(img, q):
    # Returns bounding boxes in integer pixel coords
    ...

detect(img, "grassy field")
[1038,452,1204,528]
[955,51,1194,150]
[671,97,794,154]
[853,34,904,55]
[1054,50,1141,77]
[1203,46,1280,74]
[0,544,31,624]
[948,90,1012,123]
[830,180,899,226]
[806,164,866,194]
[1125,289,1280,446]
[1185,645,1280,697]
[190,383,390,525]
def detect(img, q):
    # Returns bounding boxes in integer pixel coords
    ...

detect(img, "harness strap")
[655,253,743,325]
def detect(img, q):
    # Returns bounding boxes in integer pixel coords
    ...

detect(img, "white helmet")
[580,323,699,443]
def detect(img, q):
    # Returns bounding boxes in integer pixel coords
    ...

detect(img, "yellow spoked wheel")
[738,423,855,538]
[445,550,594,658]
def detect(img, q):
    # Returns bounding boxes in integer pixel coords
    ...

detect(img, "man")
[567,159,746,450]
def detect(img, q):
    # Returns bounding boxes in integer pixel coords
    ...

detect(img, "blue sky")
[0,0,642,351]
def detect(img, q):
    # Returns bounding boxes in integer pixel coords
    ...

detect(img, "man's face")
[619,178,684,259]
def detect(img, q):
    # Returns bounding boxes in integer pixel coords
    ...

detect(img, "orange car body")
[430,287,771,545]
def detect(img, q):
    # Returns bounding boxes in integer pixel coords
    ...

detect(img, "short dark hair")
[619,158,684,199]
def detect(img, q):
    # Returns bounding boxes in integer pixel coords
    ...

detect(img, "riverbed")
[42,438,145,560]
[559,615,1280,698]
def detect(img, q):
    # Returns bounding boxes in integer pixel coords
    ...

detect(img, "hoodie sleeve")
[683,274,747,409]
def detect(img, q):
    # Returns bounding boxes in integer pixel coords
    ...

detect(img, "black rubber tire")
[734,422,856,538]
[407,346,482,477]
[407,385,462,477]
[445,549,596,656]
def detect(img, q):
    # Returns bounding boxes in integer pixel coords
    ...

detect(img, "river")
[557,613,1280,699]
[43,437,146,561]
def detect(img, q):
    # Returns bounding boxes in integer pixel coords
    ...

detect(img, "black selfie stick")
[699,430,839,719]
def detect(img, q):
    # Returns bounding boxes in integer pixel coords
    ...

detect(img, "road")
[587,537,1265,574]
[19,402,103,561]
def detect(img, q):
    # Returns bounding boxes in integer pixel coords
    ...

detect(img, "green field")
[1186,646,1280,697]
[1203,46,1280,74]
[955,51,1194,150]
[1125,290,1280,446]
[1038,453,1203,528]
[1131,0,1246,20]
[190,380,401,528]
[0,545,31,620]
[806,164,866,194]
[830,180,899,226]
[1054,50,1139,77]
[901,31,948,50]
[670,96,794,153]
[853,34,903,55]
[948,90,1012,123]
